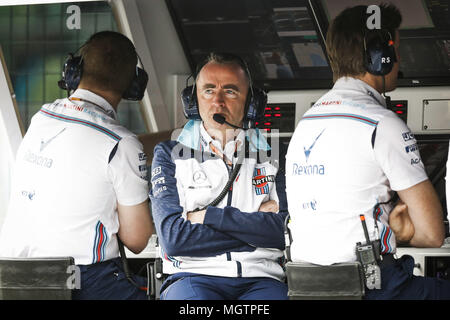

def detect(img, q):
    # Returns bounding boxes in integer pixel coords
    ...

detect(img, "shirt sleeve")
[108,136,149,206]
[373,113,428,191]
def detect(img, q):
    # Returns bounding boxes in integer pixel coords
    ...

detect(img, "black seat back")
[286,261,365,300]
[0,257,75,300]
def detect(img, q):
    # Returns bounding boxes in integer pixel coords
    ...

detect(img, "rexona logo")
[292,163,325,176]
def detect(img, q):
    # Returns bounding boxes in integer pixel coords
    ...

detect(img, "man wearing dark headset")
[285,4,450,299]
[0,31,153,299]
[149,52,288,300]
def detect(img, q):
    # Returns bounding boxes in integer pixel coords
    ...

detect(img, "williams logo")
[304,129,325,162]
[252,167,275,195]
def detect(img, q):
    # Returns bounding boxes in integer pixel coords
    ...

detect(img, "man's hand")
[187,209,206,224]
[258,200,279,213]
[389,201,415,244]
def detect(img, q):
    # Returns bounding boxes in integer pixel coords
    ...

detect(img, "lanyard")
[209,141,240,167]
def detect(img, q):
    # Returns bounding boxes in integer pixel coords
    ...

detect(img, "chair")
[285,261,365,300]
[0,257,75,300]
[146,257,165,300]
[284,214,365,300]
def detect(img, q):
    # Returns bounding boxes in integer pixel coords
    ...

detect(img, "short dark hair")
[195,52,251,85]
[326,4,402,81]
[80,31,137,95]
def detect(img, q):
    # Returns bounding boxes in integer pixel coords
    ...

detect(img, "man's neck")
[77,83,121,110]
[357,73,383,94]
[203,122,240,150]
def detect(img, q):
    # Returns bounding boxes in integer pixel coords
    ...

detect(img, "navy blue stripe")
[236,261,242,277]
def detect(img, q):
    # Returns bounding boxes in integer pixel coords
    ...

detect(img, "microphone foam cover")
[213,113,226,124]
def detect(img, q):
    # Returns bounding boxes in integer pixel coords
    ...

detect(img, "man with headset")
[149,52,288,299]
[285,4,450,299]
[0,31,153,299]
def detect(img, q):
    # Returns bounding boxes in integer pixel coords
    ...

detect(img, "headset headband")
[181,53,267,128]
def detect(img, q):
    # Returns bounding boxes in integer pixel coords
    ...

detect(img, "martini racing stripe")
[39,108,121,141]
[302,113,379,127]
[374,204,394,254]
[92,221,108,263]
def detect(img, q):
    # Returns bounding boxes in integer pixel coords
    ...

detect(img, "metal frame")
[0,45,24,229]
[111,0,171,132]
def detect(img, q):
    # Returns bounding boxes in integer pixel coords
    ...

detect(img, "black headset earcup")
[181,85,201,120]
[246,87,267,126]
[364,33,395,76]
[59,53,148,101]
[122,67,149,101]
[58,54,82,91]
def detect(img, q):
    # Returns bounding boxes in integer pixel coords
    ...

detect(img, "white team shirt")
[0,89,149,265]
[286,77,428,265]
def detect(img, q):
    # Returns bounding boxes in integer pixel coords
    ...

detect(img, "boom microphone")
[213,113,246,130]
[213,113,226,125]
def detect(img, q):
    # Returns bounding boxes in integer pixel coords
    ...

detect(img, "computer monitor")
[416,134,449,226]
[168,0,450,89]
[166,0,333,90]
[314,0,450,87]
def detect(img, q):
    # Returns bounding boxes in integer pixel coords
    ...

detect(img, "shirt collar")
[199,122,246,155]
[199,122,214,150]
[70,88,118,120]
[333,77,387,108]
[177,120,271,153]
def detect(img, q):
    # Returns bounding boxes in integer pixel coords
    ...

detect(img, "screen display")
[168,0,450,89]
[398,38,450,80]
[416,135,449,221]
[358,246,376,264]
[321,0,434,29]
[166,0,333,90]
[318,0,450,86]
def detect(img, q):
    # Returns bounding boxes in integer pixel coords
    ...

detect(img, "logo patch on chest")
[192,170,207,183]
[252,167,275,195]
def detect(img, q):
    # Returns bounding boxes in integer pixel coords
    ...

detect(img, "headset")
[363,29,397,76]
[181,54,267,129]
[58,47,149,101]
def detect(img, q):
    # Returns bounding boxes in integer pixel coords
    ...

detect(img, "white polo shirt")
[285,77,428,265]
[0,89,149,265]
